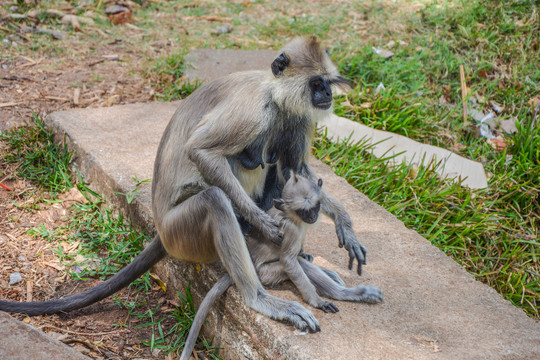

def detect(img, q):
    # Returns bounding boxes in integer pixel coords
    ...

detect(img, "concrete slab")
[0,311,90,360]
[43,101,540,360]
[320,114,489,189]
[184,49,277,82]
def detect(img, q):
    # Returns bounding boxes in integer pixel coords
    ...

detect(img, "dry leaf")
[44,261,65,271]
[451,143,468,151]
[149,273,167,292]
[372,47,394,59]
[488,137,507,150]
[101,95,120,107]
[58,187,87,205]
[497,117,518,134]
[109,11,132,25]
[528,96,540,109]
[61,15,82,32]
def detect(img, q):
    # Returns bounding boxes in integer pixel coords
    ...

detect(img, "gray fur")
[153,36,368,336]
[179,175,382,360]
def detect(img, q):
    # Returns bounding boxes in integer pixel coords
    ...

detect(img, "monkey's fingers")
[321,302,339,313]
[347,243,365,276]
[298,252,314,262]
[258,213,283,246]
[269,232,284,247]
[336,226,345,248]
[360,243,367,265]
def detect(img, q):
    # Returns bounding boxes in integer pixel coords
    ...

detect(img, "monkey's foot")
[320,301,339,313]
[250,291,320,333]
[354,285,383,304]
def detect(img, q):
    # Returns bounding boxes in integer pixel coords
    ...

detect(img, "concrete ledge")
[0,311,90,360]
[44,102,540,359]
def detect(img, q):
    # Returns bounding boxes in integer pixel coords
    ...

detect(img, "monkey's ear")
[273,199,285,211]
[271,53,290,77]
[317,178,323,187]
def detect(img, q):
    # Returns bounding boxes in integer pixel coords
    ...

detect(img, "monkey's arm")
[299,164,367,275]
[187,119,281,244]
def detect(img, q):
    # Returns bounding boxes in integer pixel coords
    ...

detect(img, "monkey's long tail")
[180,274,233,360]
[0,235,167,316]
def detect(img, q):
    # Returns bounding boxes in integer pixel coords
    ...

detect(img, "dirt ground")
[0,143,182,359]
[0,2,179,359]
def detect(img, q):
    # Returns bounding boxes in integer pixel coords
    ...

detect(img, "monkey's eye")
[324,48,329,55]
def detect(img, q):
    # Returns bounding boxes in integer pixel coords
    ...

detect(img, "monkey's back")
[152,71,276,225]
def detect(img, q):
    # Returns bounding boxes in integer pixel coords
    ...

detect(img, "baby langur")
[179,174,382,360]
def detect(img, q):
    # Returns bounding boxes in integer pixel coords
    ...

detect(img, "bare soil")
[0,145,180,359]
[0,2,176,358]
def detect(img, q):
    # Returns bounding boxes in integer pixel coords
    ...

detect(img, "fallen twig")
[15,57,43,69]
[44,96,69,102]
[39,324,120,337]
[183,15,233,22]
[0,182,13,191]
[0,102,22,108]
[88,59,105,67]
[61,337,101,354]
[26,280,33,302]
[459,64,468,125]
[1,75,34,81]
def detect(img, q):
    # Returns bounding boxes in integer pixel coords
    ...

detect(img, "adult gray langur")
[179,173,382,360]
[0,36,371,332]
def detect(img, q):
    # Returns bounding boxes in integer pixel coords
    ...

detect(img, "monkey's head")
[270,36,352,113]
[274,173,323,224]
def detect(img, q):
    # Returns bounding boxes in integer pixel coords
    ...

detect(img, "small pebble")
[215,24,233,35]
[9,272,22,285]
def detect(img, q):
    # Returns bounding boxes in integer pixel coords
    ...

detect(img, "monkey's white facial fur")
[270,36,353,115]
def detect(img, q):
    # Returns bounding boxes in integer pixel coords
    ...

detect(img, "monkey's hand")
[256,210,283,246]
[335,219,367,276]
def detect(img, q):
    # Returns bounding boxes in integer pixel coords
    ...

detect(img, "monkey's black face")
[310,76,333,110]
[296,202,321,224]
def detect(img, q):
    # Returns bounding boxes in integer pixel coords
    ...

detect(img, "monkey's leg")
[180,274,233,360]
[318,267,346,286]
[161,187,320,332]
[257,260,337,313]
[257,261,289,287]
[282,256,339,313]
[299,259,383,304]
[276,224,338,313]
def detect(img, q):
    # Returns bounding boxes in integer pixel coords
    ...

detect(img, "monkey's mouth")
[315,101,332,110]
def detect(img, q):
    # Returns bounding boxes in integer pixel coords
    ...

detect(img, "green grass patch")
[147,51,201,101]
[314,131,539,318]
[115,287,221,359]
[323,0,539,318]
[1,115,73,196]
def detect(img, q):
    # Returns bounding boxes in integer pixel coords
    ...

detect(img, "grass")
[315,0,539,317]
[1,115,73,196]
[0,116,221,358]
